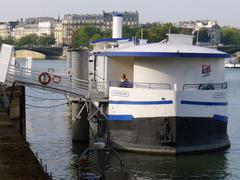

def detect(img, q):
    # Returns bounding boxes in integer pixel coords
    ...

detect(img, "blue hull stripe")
[107,115,134,121]
[213,115,228,122]
[107,114,228,122]
[109,100,173,105]
[181,100,228,106]
[95,52,230,58]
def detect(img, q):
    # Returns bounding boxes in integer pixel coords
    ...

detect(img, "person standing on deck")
[120,74,130,88]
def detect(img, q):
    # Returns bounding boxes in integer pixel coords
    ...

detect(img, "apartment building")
[11,17,57,40]
[178,20,221,45]
[60,11,139,46]
[54,23,63,47]
[0,21,18,39]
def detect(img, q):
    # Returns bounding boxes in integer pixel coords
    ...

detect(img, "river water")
[24,60,240,180]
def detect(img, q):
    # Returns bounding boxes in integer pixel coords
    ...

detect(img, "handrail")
[6,65,90,98]
[183,82,227,90]
[109,81,172,90]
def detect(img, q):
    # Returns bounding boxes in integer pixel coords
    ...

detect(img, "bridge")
[15,46,64,59]
[206,45,240,55]
[216,45,240,54]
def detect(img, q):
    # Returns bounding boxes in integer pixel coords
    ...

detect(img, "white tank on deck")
[71,48,89,81]
[112,13,123,38]
[66,50,72,74]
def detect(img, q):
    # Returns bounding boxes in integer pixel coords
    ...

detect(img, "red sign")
[202,64,212,77]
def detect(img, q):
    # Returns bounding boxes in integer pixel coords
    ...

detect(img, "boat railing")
[183,82,227,91]
[90,81,109,99]
[109,81,172,90]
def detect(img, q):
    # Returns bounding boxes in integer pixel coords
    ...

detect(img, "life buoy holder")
[38,72,51,85]
[48,68,55,74]
[52,75,61,84]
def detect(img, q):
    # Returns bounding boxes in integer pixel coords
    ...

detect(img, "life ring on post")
[38,72,51,85]
[52,75,62,84]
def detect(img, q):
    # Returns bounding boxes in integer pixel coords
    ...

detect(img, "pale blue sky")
[0,0,239,27]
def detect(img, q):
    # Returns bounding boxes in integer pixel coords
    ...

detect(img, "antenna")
[196,29,199,45]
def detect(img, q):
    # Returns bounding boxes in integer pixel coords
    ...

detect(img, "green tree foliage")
[19,34,55,47]
[141,23,180,43]
[1,34,56,47]
[0,37,16,46]
[38,34,55,46]
[73,23,183,47]
[221,27,240,45]
[16,34,39,46]
[73,25,102,48]
[122,25,139,39]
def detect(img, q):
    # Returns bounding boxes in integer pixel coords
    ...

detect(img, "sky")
[0,0,239,27]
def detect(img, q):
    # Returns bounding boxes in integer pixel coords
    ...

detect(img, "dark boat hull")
[108,117,230,154]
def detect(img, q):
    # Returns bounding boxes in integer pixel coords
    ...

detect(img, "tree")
[38,34,55,46]
[16,34,39,47]
[74,25,102,47]
[122,25,138,39]
[145,23,180,43]
[0,37,16,46]
[221,27,240,45]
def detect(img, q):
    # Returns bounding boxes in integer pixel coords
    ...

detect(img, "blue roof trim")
[109,100,173,105]
[213,115,228,122]
[113,13,123,17]
[107,115,134,121]
[91,38,130,44]
[95,51,230,58]
[181,100,228,106]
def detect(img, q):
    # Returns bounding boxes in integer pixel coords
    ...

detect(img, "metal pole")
[196,30,200,44]
[141,28,143,39]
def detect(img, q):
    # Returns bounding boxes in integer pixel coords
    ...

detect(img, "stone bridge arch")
[15,47,64,59]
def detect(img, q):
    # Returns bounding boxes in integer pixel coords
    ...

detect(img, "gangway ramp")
[6,65,90,98]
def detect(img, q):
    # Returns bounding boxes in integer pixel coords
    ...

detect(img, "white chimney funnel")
[112,13,123,38]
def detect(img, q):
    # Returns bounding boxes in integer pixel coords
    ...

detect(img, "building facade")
[11,17,57,40]
[38,22,55,36]
[60,11,139,46]
[54,23,63,47]
[178,20,221,45]
[0,23,11,39]
[0,21,18,39]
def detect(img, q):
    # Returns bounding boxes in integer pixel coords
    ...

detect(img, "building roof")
[95,42,230,58]
[91,38,131,44]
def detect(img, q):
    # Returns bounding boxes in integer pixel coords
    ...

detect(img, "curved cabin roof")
[95,42,230,58]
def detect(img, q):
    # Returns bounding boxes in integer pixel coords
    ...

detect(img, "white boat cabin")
[90,34,229,95]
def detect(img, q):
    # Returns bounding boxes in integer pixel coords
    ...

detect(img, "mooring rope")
[26,95,67,101]
[26,102,68,108]
[28,87,61,95]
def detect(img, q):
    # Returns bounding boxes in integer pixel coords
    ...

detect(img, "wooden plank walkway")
[0,112,49,180]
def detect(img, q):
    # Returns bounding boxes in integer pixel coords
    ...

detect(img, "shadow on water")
[105,150,229,180]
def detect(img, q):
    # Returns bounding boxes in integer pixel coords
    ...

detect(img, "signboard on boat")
[202,64,212,77]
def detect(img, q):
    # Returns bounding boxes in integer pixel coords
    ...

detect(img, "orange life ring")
[38,72,51,85]
[52,75,61,84]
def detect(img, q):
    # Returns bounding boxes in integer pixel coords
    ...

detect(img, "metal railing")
[109,81,172,90]
[6,65,89,98]
[89,81,109,99]
[183,82,227,91]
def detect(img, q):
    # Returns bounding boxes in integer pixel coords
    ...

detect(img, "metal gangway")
[6,64,90,98]
[0,44,106,101]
